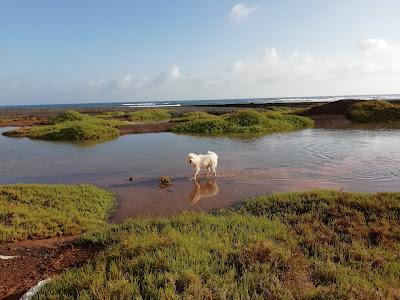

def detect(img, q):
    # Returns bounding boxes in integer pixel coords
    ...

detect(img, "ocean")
[2,94,400,109]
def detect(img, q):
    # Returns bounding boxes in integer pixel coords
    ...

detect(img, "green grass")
[95,111,127,119]
[172,110,313,135]
[173,111,220,122]
[128,109,171,122]
[0,184,115,242]
[347,100,400,123]
[35,190,400,299]
[5,111,124,141]
[27,121,120,141]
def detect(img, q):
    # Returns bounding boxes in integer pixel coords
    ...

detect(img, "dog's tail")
[207,151,218,157]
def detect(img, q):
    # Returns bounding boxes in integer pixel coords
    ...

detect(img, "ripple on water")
[1,128,400,220]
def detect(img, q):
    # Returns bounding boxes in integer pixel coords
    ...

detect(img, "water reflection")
[188,179,219,204]
[2,127,400,221]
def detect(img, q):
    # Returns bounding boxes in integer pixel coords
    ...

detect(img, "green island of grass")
[346,100,400,123]
[172,110,314,135]
[0,184,115,242]
[129,109,171,122]
[4,111,123,141]
[35,190,400,299]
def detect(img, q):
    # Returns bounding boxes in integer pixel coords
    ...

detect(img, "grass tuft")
[0,184,115,242]
[128,109,171,122]
[173,111,219,122]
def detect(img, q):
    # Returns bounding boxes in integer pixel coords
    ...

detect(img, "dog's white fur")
[187,151,218,179]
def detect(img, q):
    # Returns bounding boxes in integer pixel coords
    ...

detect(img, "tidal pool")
[1,127,399,221]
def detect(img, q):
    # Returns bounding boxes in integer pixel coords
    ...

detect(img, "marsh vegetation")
[347,100,400,123]
[172,110,314,135]
[0,184,115,242]
[128,109,172,122]
[34,190,400,299]
[4,111,123,141]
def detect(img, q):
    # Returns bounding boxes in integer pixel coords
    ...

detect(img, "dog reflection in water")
[188,179,219,204]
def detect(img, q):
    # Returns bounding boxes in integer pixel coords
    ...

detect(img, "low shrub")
[172,110,313,135]
[50,110,88,124]
[173,111,219,122]
[226,110,265,127]
[5,111,124,141]
[28,121,120,141]
[172,118,232,134]
[347,100,400,123]
[128,109,171,122]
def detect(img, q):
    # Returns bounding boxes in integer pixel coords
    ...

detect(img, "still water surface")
[1,127,399,221]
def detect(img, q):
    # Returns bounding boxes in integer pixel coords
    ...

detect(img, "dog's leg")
[205,167,210,177]
[192,167,200,180]
[213,168,217,177]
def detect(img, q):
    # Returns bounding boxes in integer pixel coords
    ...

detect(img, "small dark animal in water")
[128,177,134,183]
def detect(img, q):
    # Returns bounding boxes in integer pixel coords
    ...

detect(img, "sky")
[1,0,400,105]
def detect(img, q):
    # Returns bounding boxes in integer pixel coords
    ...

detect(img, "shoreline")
[1,100,394,132]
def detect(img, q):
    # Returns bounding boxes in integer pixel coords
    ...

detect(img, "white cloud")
[1,39,400,104]
[168,65,181,79]
[229,3,259,23]
[359,38,389,51]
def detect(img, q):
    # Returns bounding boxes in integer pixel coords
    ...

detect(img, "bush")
[95,111,127,118]
[347,100,400,123]
[28,121,120,141]
[226,110,265,127]
[173,111,219,122]
[172,118,232,134]
[50,110,87,124]
[0,184,115,242]
[5,111,124,141]
[128,109,171,122]
[172,110,314,135]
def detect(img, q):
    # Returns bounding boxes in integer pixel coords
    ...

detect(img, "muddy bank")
[118,121,179,134]
[0,237,99,299]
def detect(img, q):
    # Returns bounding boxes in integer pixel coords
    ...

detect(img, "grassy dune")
[0,184,115,242]
[5,111,123,141]
[128,109,171,122]
[172,110,314,135]
[347,100,400,123]
[35,190,400,299]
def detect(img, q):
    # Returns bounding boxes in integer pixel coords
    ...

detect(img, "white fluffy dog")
[187,151,218,179]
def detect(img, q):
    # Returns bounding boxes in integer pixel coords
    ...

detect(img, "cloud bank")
[1,38,400,104]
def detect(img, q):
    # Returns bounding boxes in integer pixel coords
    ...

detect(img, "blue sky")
[1,0,400,105]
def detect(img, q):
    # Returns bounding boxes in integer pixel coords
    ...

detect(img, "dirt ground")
[0,237,98,300]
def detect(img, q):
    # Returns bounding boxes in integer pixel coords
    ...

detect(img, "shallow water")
[1,127,400,221]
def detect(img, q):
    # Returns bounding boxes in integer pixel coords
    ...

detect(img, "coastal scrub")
[3,111,123,141]
[128,109,171,122]
[172,110,313,135]
[347,100,400,123]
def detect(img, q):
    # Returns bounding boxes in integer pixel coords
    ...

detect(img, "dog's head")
[187,153,197,166]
